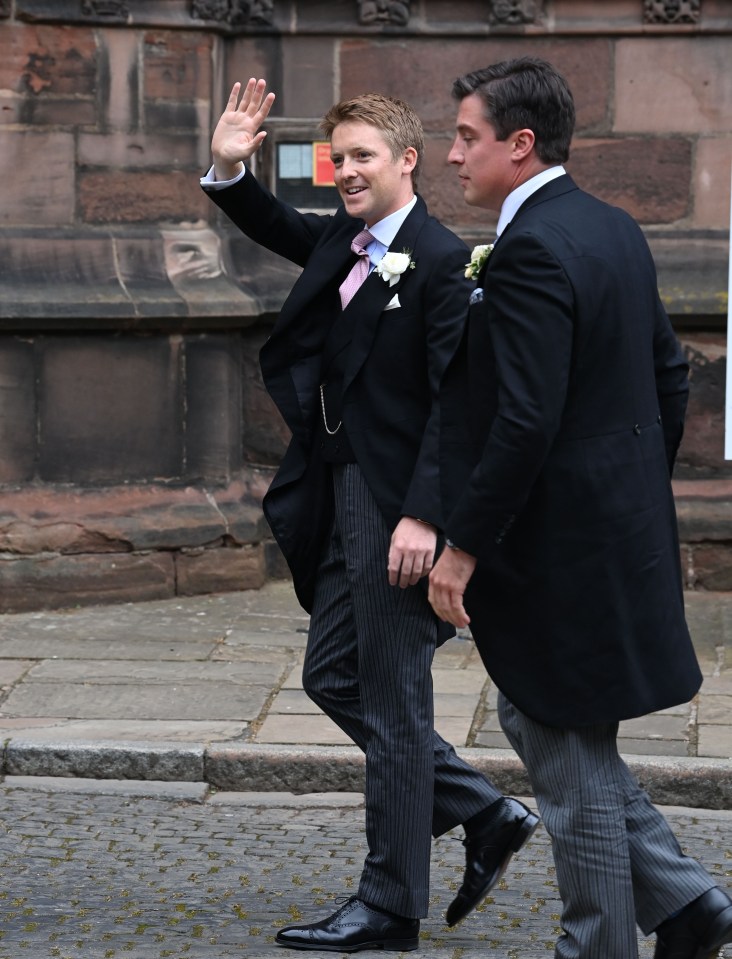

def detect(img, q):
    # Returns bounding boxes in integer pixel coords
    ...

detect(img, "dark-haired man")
[430,56,732,958]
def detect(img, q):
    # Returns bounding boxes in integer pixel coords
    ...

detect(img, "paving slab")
[0,581,728,809]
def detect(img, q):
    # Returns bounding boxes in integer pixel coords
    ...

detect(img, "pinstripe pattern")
[498,693,715,958]
[304,463,501,918]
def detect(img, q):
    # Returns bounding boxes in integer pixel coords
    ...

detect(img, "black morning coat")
[439,173,702,727]
[205,172,473,638]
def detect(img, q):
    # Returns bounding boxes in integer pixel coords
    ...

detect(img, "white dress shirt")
[496,165,566,237]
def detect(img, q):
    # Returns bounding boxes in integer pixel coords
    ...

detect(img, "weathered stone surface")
[615,37,732,134]
[0,21,97,95]
[80,170,210,224]
[1,675,271,722]
[687,544,732,592]
[0,132,76,225]
[38,336,184,483]
[567,137,692,224]
[0,233,134,318]
[185,334,242,481]
[240,326,291,466]
[206,743,367,792]
[693,137,732,230]
[0,552,176,612]
[340,37,611,134]
[0,338,36,484]
[78,131,208,170]
[4,739,204,781]
[142,29,213,102]
[676,334,728,477]
[0,477,267,554]
[176,544,267,596]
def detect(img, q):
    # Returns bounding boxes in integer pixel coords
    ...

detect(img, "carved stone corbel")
[488,0,543,25]
[190,0,274,26]
[643,0,700,24]
[81,0,130,17]
[357,0,411,27]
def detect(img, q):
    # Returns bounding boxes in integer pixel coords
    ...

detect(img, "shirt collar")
[496,166,565,237]
[366,195,418,250]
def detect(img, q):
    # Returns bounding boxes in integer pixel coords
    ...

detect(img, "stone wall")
[0,0,730,609]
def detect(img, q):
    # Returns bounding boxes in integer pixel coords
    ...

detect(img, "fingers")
[388,549,432,588]
[427,581,470,629]
[237,78,275,120]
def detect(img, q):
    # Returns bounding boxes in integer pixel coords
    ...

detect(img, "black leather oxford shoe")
[653,886,732,959]
[445,796,540,927]
[275,896,419,952]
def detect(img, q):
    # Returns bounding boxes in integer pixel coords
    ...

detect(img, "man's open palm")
[211,78,275,179]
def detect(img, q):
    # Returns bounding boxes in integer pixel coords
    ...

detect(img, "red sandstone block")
[339,37,610,133]
[615,38,732,134]
[692,138,732,231]
[79,170,210,223]
[420,135,488,234]
[224,36,276,106]
[143,29,213,102]
[0,339,36,483]
[567,137,692,224]
[0,131,75,226]
[0,22,97,96]
[176,544,266,596]
[78,131,206,170]
[279,36,336,118]
[240,328,291,466]
[688,545,732,592]
[0,552,176,613]
[675,334,726,477]
[38,336,183,485]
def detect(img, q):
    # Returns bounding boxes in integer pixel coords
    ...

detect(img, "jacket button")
[633,424,641,435]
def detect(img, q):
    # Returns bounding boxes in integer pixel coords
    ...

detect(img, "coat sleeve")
[652,297,689,474]
[202,167,330,268]
[444,232,575,559]
[399,237,473,528]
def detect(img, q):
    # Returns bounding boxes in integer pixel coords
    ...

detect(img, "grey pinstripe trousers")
[303,463,501,919]
[498,693,716,958]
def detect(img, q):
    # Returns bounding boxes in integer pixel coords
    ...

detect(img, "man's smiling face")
[330,120,416,227]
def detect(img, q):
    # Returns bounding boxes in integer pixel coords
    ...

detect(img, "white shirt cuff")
[200,164,247,190]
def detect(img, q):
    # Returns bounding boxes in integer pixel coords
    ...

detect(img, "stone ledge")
[4,741,731,810]
[0,227,726,327]
[11,0,732,35]
[0,470,284,612]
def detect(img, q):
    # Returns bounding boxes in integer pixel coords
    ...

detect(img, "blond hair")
[320,93,424,190]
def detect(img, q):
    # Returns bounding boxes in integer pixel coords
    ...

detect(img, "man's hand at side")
[388,517,437,589]
[211,78,276,181]
[428,546,477,629]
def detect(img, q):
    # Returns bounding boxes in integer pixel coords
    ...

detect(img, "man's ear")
[511,129,536,160]
[402,146,418,173]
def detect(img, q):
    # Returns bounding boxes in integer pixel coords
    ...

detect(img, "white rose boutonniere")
[376,250,416,287]
[465,243,494,280]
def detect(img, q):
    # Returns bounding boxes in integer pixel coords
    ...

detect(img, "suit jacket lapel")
[342,195,428,394]
[260,210,361,437]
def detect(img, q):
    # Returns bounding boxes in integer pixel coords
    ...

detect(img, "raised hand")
[211,78,276,181]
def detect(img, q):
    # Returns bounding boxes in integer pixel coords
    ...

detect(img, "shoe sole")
[446,810,540,927]
[275,937,419,952]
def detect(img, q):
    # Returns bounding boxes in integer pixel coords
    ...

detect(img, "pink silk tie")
[339,228,375,310]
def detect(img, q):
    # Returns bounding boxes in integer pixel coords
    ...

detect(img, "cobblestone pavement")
[0,782,730,959]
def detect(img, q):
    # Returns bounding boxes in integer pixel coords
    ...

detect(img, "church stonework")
[0,0,730,609]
